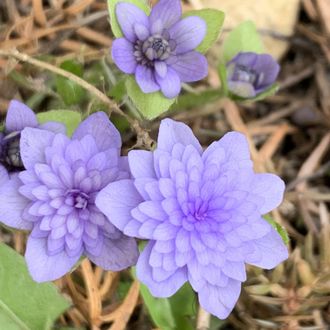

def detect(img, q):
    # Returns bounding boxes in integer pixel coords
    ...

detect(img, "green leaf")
[250,83,279,101]
[108,0,150,38]
[37,110,82,136]
[126,76,175,119]
[222,21,263,63]
[218,63,229,96]
[56,60,85,106]
[184,9,225,54]
[264,215,290,245]
[0,243,70,330]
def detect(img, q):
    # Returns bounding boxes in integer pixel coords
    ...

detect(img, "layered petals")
[112,38,138,74]
[149,0,181,30]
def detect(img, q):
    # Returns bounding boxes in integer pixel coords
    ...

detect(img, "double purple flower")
[96,118,288,319]
[112,0,208,98]
[226,52,280,98]
[0,112,138,282]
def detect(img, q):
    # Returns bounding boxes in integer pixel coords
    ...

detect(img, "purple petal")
[157,118,202,153]
[198,279,241,319]
[0,165,9,186]
[250,174,285,214]
[134,23,150,41]
[72,112,121,151]
[25,236,80,282]
[135,65,160,93]
[128,150,156,179]
[86,235,138,271]
[149,0,181,31]
[245,227,288,269]
[169,16,206,54]
[169,51,208,82]
[111,38,137,74]
[253,54,280,89]
[136,241,187,297]
[155,67,181,98]
[115,2,149,42]
[20,128,55,170]
[95,179,143,233]
[38,122,66,134]
[5,100,38,132]
[154,61,168,78]
[0,176,31,230]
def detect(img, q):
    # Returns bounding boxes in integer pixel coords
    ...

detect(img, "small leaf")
[56,60,85,106]
[108,0,150,38]
[37,110,82,136]
[218,63,229,96]
[264,215,290,245]
[0,243,70,330]
[126,76,175,119]
[184,9,225,54]
[222,21,263,63]
[250,83,279,101]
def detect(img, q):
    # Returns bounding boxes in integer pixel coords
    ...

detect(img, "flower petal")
[0,176,31,230]
[72,112,121,151]
[0,165,9,186]
[157,118,202,153]
[149,0,181,30]
[111,38,137,74]
[128,150,156,179]
[116,2,149,42]
[198,279,241,319]
[155,67,181,98]
[135,65,160,93]
[154,61,168,78]
[169,16,206,54]
[38,122,66,134]
[227,81,256,98]
[95,179,143,234]
[136,241,187,297]
[25,236,80,282]
[169,51,208,82]
[86,235,138,271]
[20,127,55,170]
[245,227,288,269]
[5,100,38,132]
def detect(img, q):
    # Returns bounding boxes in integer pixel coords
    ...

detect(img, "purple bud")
[226,52,280,98]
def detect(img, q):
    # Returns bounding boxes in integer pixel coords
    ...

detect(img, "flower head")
[226,52,280,98]
[96,118,288,319]
[0,112,138,282]
[0,100,65,174]
[112,0,208,98]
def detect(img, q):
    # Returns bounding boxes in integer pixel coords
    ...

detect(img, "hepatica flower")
[226,52,280,98]
[0,112,138,282]
[0,100,65,175]
[112,0,208,98]
[96,119,288,319]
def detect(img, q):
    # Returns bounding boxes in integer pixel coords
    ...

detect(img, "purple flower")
[96,118,288,319]
[111,0,208,98]
[226,52,280,98]
[0,112,138,282]
[0,100,65,175]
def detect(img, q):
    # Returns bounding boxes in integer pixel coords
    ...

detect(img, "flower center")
[66,189,89,209]
[233,64,264,86]
[134,34,171,66]
[0,131,24,171]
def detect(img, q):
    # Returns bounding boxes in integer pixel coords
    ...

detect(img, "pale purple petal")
[149,0,181,30]
[169,51,208,82]
[95,179,143,233]
[135,65,160,93]
[128,150,156,179]
[116,2,149,42]
[38,121,66,134]
[154,61,168,78]
[134,23,150,41]
[136,242,187,297]
[245,227,288,269]
[155,67,181,98]
[86,235,138,270]
[25,236,80,282]
[169,16,206,54]
[111,38,137,74]
[0,176,31,230]
[198,279,241,319]
[157,118,202,153]
[253,54,280,89]
[72,112,121,151]
[227,81,256,98]
[0,165,9,185]
[5,100,38,132]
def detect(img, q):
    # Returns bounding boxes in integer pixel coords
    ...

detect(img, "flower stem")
[196,305,211,330]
